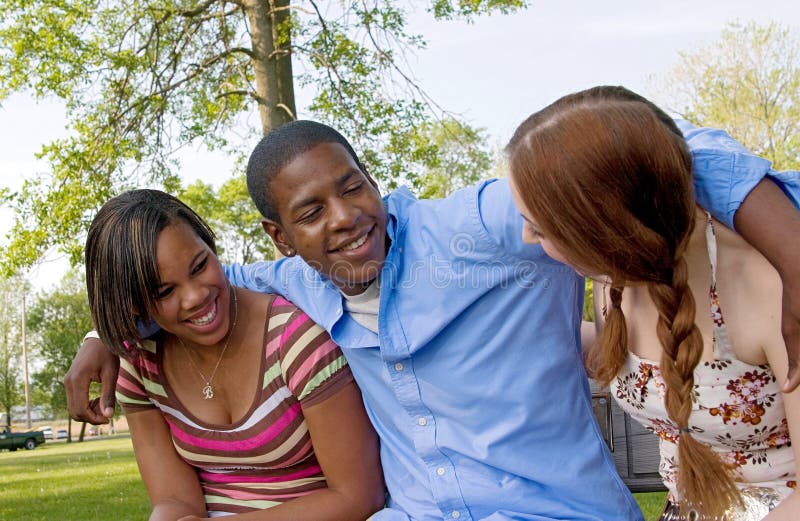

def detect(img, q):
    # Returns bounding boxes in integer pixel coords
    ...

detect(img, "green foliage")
[583,278,594,322]
[26,269,93,419]
[179,177,274,264]
[413,118,495,199]
[429,0,527,20]
[0,0,527,275]
[652,21,800,171]
[0,274,27,426]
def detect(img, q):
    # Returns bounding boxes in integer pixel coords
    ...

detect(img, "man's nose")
[328,199,359,229]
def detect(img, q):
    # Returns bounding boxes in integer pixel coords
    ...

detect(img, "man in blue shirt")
[67,120,799,520]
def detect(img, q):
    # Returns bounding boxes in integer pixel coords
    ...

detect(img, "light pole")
[21,292,31,429]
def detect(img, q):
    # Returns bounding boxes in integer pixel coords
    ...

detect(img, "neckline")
[155,294,274,430]
[626,349,764,369]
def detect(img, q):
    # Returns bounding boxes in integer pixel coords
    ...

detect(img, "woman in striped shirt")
[85,189,384,520]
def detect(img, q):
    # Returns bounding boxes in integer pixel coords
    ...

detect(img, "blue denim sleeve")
[477,178,550,261]
[223,260,283,294]
[678,119,773,230]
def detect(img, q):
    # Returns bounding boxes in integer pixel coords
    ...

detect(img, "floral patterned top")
[612,217,796,506]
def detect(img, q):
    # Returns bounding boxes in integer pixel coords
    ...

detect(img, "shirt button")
[436,467,445,476]
[417,417,427,426]
[394,362,404,371]
[452,511,460,519]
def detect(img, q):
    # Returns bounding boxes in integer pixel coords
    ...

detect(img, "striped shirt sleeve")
[116,347,157,413]
[278,308,352,406]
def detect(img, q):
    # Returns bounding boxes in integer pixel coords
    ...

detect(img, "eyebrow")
[157,249,207,288]
[335,170,358,188]
[290,170,360,213]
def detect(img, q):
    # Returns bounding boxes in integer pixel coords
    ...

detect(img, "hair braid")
[648,257,742,518]
[587,283,628,386]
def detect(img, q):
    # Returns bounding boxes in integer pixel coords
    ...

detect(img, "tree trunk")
[245,0,297,135]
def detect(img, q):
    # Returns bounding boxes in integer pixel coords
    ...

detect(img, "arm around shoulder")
[64,334,120,424]
[680,119,773,229]
[223,260,284,295]
[734,178,800,391]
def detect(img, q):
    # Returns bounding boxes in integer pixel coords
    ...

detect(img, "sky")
[1,0,799,290]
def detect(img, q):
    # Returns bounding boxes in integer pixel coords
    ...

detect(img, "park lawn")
[1,433,666,520]
[635,491,668,520]
[0,435,149,521]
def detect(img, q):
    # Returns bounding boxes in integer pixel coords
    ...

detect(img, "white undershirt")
[340,279,380,333]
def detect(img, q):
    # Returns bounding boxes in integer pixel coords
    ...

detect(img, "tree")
[414,118,495,199]
[0,275,26,428]
[651,21,800,170]
[26,269,94,427]
[180,176,274,264]
[0,0,526,274]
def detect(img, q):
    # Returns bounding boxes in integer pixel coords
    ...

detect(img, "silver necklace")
[177,287,238,400]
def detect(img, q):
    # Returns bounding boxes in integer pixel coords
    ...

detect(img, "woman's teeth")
[188,306,217,326]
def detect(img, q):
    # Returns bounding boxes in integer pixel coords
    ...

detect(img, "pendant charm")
[202,384,214,400]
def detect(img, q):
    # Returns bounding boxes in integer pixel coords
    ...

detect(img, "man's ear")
[262,219,296,257]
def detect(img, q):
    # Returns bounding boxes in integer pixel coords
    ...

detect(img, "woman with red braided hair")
[506,86,799,521]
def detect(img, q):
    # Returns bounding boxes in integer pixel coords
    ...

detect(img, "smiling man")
[253,138,388,296]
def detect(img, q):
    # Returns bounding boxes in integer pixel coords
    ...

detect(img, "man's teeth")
[188,306,217,326]
[340,234,368,251]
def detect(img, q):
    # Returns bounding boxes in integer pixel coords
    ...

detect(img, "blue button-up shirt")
[227,179,641,520]
[225,123,798,520]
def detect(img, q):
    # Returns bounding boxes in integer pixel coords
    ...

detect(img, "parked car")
[39,426,53,440]
[0,426,46,451]
[55,429,69,440]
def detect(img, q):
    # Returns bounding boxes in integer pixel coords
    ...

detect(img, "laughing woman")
[506,86,799,520]
[85,189,383,520]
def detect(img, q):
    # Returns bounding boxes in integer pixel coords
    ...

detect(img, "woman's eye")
[192,256,208,274]
[157,287,173,300]
[526,223,543,238]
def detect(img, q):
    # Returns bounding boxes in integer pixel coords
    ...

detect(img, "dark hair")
[246,120,365,222]
[85,189,216,356]
[506,85,742,517]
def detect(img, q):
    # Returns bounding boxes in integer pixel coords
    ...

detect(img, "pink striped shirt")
[116,295,352,515]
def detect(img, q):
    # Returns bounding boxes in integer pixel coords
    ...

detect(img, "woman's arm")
[126,409,207,521]
[179,381,385,521]
[758,315,800,520]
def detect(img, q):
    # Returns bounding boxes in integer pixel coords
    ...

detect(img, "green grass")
[634,491,668,520]
[1,434,666,520]
[0,435,149,521]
